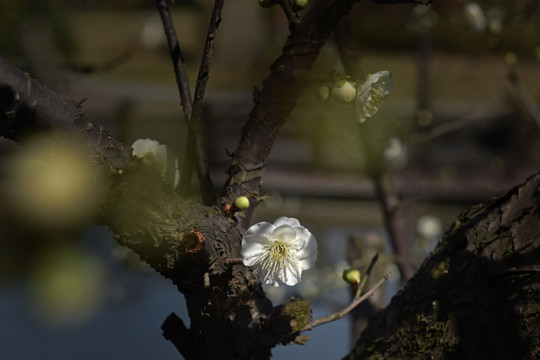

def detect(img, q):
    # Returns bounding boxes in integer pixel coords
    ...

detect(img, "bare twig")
[301,274,389,332]
[156,0,218,205]
[409,109,491,144]
[507,69,540,130]
[373,176,415,281]
[156,0,193,120]
[188,0,225,205]
[225,257,244,266]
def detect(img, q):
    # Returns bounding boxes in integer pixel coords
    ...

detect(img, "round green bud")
[504,51,517,65]
[315,84,331,102]
[258,0,276,8]
[293,0,308,10]
[342,268,361,285]
[234,196,250,210]
[332,79,357,104]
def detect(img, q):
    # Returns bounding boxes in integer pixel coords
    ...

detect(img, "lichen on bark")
[347,172,540,360]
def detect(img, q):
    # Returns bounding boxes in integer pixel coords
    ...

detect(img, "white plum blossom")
[464,2,487,33]
[241,217,318,287]
[131,138,179,189]
[354,71,393,123]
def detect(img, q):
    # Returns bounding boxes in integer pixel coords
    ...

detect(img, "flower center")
[269,241,290,261]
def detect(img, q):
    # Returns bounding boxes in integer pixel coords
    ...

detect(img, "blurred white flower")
[332,79,357,104]
[464,2,487,33]
[417,215,443,240]
[131,138,179,189]
[384,137,408,169]
[241,217,318,287]
[355,71,394,123]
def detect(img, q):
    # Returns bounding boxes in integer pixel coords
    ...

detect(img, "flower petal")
[272,225,296,243]
[241,234,272,266]
[354,71,393,123]
[294,228,317,270]
[280,262,301,286]
[272,216,300,228]
[245,221,274,238]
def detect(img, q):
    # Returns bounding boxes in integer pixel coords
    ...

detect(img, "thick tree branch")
[346,170,540,359]
[0,57,311,359]
[0,57,130,171]
[221,0,360,231]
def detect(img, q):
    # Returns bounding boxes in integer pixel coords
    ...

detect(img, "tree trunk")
[346,171,540,359]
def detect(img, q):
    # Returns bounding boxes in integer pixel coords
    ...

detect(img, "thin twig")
[225,257,244,266]
[156,0,218,204]
[508,69,540,129]
[301,274,389,332]
[188,0,225,205]
[156,0,193,120]
[373,175,415,281]
[156,0,196,196]
[409,110,489,144]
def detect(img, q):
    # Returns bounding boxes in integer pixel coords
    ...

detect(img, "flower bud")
[292,0,308,10]
[315,84,331,102]
[342,268,361,285]
[332,79,357,104]
[234,196,250,210]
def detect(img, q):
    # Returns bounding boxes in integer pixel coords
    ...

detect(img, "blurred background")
[1,0,540,359]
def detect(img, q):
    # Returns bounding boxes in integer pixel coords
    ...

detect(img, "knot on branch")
[183,230,206,253]
[263,297,313,346]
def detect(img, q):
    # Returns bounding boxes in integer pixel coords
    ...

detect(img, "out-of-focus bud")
[315,84,331,102]
[332,79,357,104]
[292,0,308,11]
[342,267,361,285]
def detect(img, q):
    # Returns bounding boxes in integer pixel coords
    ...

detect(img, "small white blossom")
[354,71,393,123]
[384,137,408,170]
[464,2,487,33]
[332,79,357,104]
[241,217,317,287]
[131,138,179,189]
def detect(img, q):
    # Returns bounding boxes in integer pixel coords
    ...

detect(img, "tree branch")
[156,0,193,120]
[346,170,540,359]
[301,274,389,332]
[0,57,130,171]
[221,0,359,231]
[188,0,225,205]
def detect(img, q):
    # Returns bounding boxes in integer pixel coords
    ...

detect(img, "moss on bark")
[347,172,540,360]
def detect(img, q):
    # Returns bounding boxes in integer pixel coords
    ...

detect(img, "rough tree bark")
[4,1,538,360]
[346,171,540,359]
[0,56,305,360]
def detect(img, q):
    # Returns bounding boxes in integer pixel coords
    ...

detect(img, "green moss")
[358,312,458,360]
[283,298,312,332]
[431,257,450,280]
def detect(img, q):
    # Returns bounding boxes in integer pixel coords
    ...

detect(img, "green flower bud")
[259,0,276,8]
[332,79,357,104]
[292,0,308,10]
[315,84,331,102]
[342,268,361,285]
[234,196,250,210]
